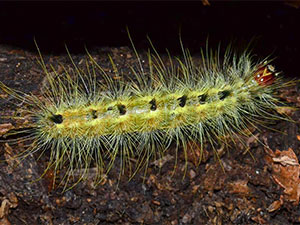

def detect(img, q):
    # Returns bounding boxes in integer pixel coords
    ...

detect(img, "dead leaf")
[267,195,284,212]
[265,147,300,206]
[0,200,10,218]
[0,123,14,136]
[0,193,18,221]
[272,154,299,166]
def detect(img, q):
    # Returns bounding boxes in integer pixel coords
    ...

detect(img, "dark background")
[0,1,299,77]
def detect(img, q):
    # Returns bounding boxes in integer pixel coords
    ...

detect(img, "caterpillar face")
[254,64,276,86]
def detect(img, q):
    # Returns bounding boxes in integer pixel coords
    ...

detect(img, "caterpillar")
[0,36,294,190]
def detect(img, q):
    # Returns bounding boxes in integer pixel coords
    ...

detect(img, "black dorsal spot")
[91,110,97,119]
[198,94,207,104]
[218,90,231,100]
[177,95,187,107]
[117,104,126,115]
[149,98,157,111]
[107,106,113,111]
[49,114,63,124]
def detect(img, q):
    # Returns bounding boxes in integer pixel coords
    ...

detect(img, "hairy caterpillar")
[0,37,294,190]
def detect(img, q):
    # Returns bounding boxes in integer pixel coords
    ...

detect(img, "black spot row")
[49,89,232,123]
[112,90,232,116]
[176,90,231,108]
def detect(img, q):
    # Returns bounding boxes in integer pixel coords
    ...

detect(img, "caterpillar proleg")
[0,36,294,190]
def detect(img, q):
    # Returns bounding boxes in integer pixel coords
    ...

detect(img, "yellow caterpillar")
[0,36,294,190]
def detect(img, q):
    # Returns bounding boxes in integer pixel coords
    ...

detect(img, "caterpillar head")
[254,63,276,86]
